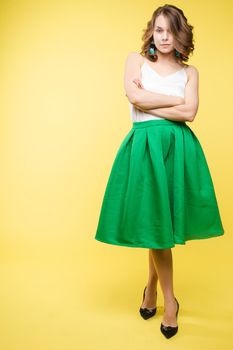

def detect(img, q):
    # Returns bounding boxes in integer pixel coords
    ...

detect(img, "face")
[153,14,176,53]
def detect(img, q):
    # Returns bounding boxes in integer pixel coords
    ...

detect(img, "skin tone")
[139,14,181,327]
[134,13,185,88]
[141,249,177,327]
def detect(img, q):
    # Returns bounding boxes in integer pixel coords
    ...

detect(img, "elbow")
[186,107,198,122]
[125,90,139,104]
[187,113,195,122]
[129,93,139,105]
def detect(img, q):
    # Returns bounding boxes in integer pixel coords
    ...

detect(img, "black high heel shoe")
[160,298,179,339]
[139,286,157,320]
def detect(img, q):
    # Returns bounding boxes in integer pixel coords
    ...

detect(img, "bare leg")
[140,249,158,308]
[151,248,178,327]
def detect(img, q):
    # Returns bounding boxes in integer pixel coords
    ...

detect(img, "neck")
[156,50,177,64]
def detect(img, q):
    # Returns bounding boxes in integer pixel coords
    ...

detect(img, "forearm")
[139,104,193,122]
[133,65,199,122]
[132,89,184,109]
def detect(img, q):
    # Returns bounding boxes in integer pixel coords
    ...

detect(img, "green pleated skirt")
[94,119,224,249]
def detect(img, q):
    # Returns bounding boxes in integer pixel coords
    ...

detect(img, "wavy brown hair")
[140,4,194,63]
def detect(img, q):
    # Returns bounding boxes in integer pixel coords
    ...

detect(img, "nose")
[162,31,169,41]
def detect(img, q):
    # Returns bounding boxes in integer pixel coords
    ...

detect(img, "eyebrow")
[155,26,171,31]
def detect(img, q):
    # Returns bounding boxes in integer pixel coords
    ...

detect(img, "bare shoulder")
[183,64,199,77]
[125,51,144,65]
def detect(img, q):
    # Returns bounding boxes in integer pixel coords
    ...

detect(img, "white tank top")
[129,60,188,122]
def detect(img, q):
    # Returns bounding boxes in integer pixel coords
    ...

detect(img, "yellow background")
[0,0,232,349]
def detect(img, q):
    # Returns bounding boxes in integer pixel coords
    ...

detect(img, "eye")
[155,29,162,32]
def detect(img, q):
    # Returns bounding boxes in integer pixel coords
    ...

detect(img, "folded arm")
[124,52,185,109]
[134,65,199,122]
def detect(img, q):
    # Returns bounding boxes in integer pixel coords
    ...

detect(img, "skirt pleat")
[94,119,224,249]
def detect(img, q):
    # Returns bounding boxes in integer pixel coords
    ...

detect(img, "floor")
[0,234,232,350]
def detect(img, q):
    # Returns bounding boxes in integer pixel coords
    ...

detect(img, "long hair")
[140,4,194,63]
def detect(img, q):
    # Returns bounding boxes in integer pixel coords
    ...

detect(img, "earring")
[148,41,156,55]
[175,49,181,57]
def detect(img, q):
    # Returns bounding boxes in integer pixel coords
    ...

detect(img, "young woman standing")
[95,4,224,339]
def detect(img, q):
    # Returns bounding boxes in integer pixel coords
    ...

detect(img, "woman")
[94,4,224,339]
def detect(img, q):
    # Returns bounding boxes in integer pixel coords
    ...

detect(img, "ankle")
[164,296,176,306]
[147,279,158,289]
[146,284,157,293]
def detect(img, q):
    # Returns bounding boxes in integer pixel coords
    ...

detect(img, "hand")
[133,78,144,89]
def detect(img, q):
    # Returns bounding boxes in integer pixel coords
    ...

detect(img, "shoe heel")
[139,286,157,320]
[160,298,179,339]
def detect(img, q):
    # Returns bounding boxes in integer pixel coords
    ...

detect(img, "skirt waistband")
[132,119,187,129]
